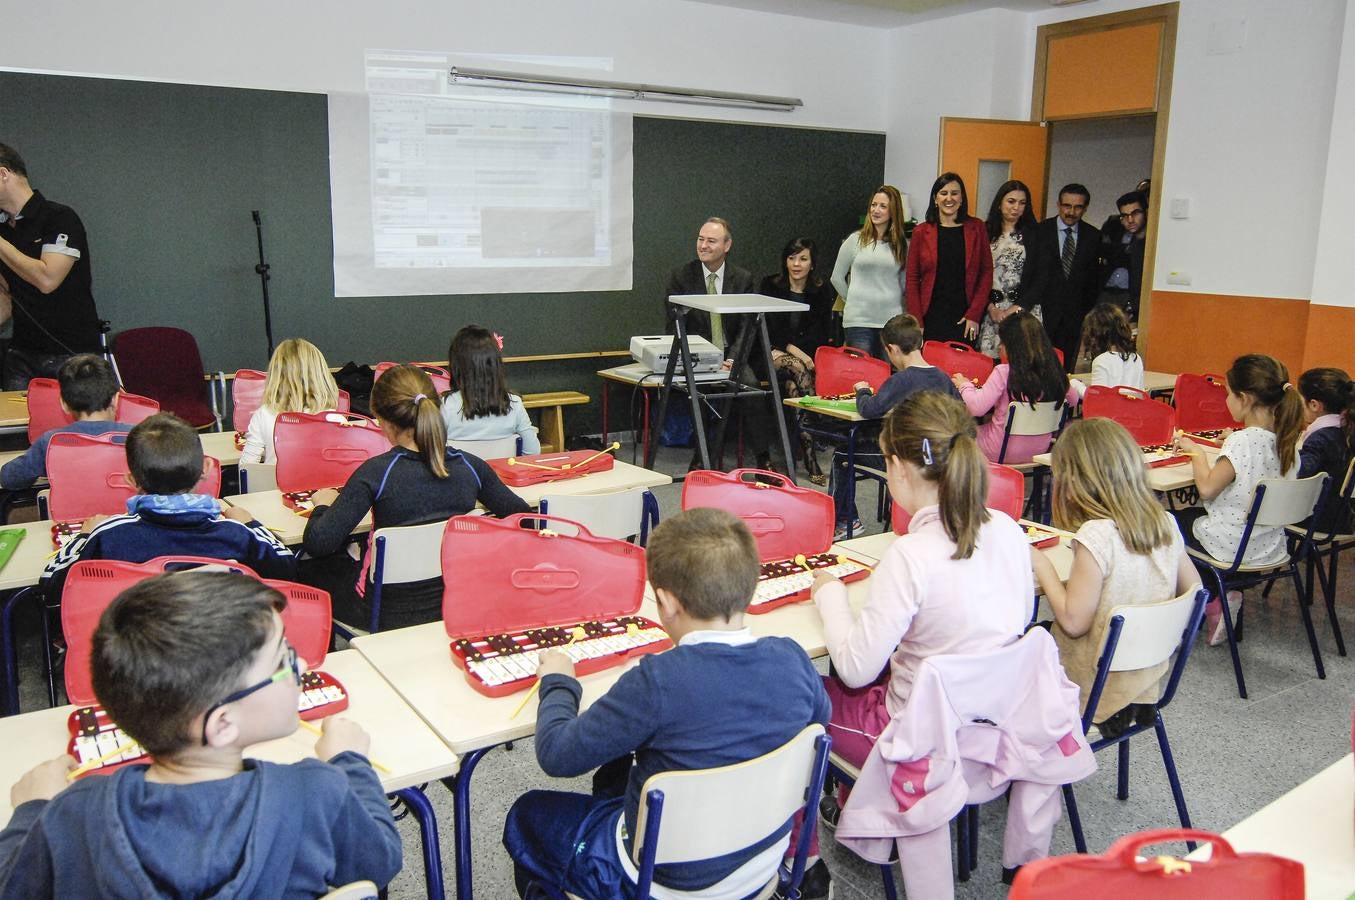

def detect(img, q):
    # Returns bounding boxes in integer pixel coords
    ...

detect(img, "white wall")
[1044,116,1155,225]
[1310,0,1355,310]
[2,0,889,133]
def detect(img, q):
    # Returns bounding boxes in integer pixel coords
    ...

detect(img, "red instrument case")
[487,447,616,487]
[682,469,871,612]
[441,514,671,697]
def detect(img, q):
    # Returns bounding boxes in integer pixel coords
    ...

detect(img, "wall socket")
[1166,271,1192,286]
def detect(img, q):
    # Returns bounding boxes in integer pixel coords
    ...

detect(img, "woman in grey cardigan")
[831,184,908,361]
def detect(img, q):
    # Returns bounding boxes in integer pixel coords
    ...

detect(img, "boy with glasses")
[0,570,402,895]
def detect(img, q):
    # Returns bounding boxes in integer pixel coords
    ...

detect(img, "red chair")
[272,412,390,493]
[893,461,1025,534]
[813,346,891,397]
[60,557,333,706]
[232,369,267,432]
[373,362,451,394]
[1083,385,1177,446]
[1173,373,1240,432]
[26,379,161,444]
[922,340,995,385]
[45,433,222,523]
[111,327,219,429]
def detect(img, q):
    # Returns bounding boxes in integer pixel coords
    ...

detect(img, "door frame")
[937,116,1050,216]
[1032,2,1179,353]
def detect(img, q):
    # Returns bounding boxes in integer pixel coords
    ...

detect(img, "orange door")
[938,118,1050,217]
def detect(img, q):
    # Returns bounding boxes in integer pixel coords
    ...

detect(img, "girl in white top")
[240,338,341,464]
[812,391,1036,898]
[1031,418,1199,727]
[1080,302,1144,391]
[1175,354,1304,643]
[441,325,540,455]
[830,185,908,360]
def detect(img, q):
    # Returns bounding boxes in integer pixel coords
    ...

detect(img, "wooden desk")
[0,430,242,471]
[221,491,371,545]
[785,396,871,538]
[1031,447,1218,494]
[1188,754,1354,899]
[1070,370,1177,397]
[0,393,27,431]
[838,523,1073,585]
[0,521,63,592]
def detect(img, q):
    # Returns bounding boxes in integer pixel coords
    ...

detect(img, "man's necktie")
[706,272,724,348]
[1061,226,1076,280]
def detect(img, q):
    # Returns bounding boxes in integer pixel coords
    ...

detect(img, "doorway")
[1044,115,1155,226]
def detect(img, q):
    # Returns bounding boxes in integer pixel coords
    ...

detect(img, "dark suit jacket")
[1020,218,1102,326]
[664,259,757,355]
[1100,229,1146,311]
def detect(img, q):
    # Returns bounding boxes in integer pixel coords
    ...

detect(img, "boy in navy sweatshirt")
[0,570,402,897]
[503,507,831,898]
[42,412,295,602]
[833,313,961,538]
[0,353,131,490]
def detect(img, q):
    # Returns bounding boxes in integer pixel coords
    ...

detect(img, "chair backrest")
[238,461,278,493]
[1005,400,1067,437]
[1172,372,1240,432]
[373,362,452,394]
[272,412,390,493]
[1082,385,1176,446]
[922,340,996,384]
[111,327,217,427]
[448,436,518,459]
[369,520,448,588]
[892,460,1024,534]
[232,369,267,432]
[1252,473,1329,529]
[27,379,161,444]
[632,724,827,867]
[1084,588,1208,734]
[47,433,222,521]
[539,488,659,544]
[814,346,891,396]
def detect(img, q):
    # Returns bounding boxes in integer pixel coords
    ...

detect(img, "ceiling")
[684,0,1083,28]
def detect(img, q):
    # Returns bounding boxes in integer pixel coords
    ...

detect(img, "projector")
[629,335,724,374]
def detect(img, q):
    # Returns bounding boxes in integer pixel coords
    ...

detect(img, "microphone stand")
[251,210,276,359]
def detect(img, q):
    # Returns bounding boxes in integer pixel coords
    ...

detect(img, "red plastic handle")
[732,467,791,488]
[841,348,866,359]
[1107,828,1237,866]
[497,511,599,540]
[946,341,973,353]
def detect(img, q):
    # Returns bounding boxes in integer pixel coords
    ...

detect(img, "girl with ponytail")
[1175,353,1306,644]
[302,365,529,629]
[809,391,1033,893]
[1297,367,1355,535]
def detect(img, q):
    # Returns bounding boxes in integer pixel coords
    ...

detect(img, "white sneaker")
[1207,591,1243,646]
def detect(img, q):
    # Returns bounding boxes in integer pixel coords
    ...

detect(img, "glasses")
[1119,209,1145,219]
[200,641,301,745]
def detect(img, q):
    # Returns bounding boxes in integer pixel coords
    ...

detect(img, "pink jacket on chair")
[836,628,1097,863]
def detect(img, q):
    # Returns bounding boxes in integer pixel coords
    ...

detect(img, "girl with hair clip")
[809,392,1034,895]
[831,185,908,360]
[1078,302,1143,390]
[1031,418,1199,737]
[240,338,341,464]
[977,179,1039,358]
[952,311,1078,463]
[905,172,994,345]
[443,324,540,454]
[1296,367,1354,535]
[1175,354,1305,644]
[301,365,529,630]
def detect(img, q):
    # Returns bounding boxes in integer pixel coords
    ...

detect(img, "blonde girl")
[240,338,340,464]
[1031,418,1199,729]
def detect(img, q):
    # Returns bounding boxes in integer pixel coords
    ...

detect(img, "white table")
[0,429,243,472]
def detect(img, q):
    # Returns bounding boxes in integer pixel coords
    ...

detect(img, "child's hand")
[811,570,840,596]
[853,380,871,393]
[80,514,108,534]
[12,756,75,806]
[1219,428,1234,441]
[536,648,576,680]
[310,488,341,508]
[1175,435,1201,456]
[314,716,371,761]
[950,373,971,390]
[221,504,256,523]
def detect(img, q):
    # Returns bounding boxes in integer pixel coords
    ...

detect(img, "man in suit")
[1097,190,1148,321]
[663,217,775,469]
[1021,184,1101,372]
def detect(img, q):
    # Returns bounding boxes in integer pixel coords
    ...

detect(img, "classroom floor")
[7,436,1353,899]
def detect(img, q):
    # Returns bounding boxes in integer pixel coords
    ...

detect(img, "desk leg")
[600,380,610,445]
[844,424,858,538]
[641,390,652,464]
[393,786,446,900]
[446,745,493,900]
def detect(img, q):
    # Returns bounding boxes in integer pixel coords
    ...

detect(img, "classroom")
[0,0,1353,897]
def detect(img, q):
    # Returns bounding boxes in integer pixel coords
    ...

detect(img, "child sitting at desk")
[0,354,131,489]
[441,324,540,454]
[240,337,342,465]
[0,570,402,896]
[830,313,959,539]
[42,413,294,602]
[503,507,830,899]
[302,364,529,631]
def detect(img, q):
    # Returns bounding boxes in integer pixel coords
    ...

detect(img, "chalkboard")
[0,72,884,389]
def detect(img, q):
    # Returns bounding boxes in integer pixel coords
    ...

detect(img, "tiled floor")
[10,437,1353,898]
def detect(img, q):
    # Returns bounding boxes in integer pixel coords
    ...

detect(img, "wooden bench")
[522,391,590,453]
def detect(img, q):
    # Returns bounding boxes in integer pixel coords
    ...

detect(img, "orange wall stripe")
[1144,291,1310,376]
[1301,304,1355,374]
[1045,22,1162,118]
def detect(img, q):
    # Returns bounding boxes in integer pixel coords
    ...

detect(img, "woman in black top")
[760,237,836,482]
[302,364,529,630]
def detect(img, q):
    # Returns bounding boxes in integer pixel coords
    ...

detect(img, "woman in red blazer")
[905,172,994,345]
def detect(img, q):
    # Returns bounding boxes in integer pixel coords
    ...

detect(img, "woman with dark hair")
[977,180,1039,358]
[760,238,836,481]
[905,173,993,345]
[831,186,908,360]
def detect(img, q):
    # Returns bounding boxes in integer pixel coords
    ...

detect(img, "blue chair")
[997,400,1069,523]
[1186,473,1330,698]
[333,519,447,639]
[538,487,659,546]
[1282,457,1355,657]
[1062,587,1209,854]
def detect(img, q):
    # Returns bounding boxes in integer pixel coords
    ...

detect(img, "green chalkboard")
[0,72,884,386]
